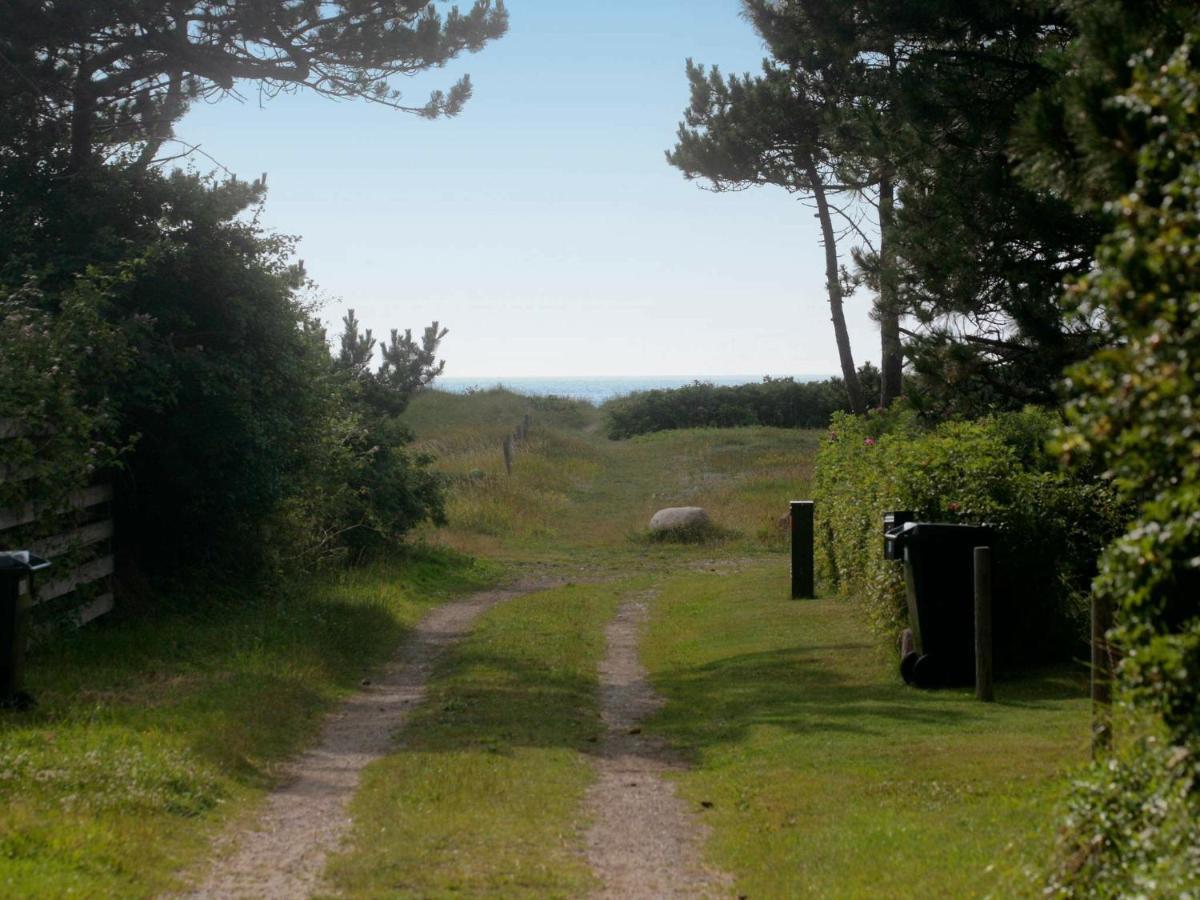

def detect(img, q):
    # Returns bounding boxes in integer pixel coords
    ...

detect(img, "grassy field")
[0,550,497,898]
[404,386,819,565]
[0,387,1092,897]
[640,564,1087,898]
[318,388,1089,897]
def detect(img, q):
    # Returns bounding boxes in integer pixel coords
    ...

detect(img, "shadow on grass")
[645,645,981,758]
[381,643,983,765]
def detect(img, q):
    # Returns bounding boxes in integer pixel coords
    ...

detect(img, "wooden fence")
[0,420,115,630]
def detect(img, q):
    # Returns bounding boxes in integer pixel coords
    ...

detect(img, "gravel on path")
[177,582,544,900]
[584,593,733,899]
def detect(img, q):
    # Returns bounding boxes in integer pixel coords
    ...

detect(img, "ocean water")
[435,374,831,406]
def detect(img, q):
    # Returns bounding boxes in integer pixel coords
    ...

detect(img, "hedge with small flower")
[812,405,1125,666]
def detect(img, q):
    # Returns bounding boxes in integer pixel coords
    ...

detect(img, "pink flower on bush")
[947,501,961,513]
[863,437,876,447]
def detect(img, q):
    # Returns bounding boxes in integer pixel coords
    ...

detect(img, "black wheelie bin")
[885,519,993,689]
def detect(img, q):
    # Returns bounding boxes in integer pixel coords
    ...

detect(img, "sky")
[178,0,881,378]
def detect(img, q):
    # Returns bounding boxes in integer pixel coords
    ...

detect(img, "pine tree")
[745,0,905,407]
[667,61,869,415]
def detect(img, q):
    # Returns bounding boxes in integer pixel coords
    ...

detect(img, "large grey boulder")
[649,506,711,532]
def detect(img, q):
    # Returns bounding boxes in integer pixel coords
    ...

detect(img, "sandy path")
[584,593,733,899]
[179,583,540,900]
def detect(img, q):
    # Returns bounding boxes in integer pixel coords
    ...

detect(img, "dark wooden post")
[790,500,814,599]
[973,546,994,702]
[502,435,514,476]
[1091,592,1113,756]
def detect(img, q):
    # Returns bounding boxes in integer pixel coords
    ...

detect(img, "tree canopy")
[0,0,508,173]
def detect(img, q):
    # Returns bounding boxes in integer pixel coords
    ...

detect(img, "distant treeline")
[603,367,879,439]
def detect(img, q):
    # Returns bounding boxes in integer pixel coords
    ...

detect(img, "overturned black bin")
[887,520,992,689]
[1,551,51,710]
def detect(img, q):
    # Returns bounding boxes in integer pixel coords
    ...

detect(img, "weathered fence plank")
[77,592,115,626]
[31,520,115,558]
[0,484,113,531]
[0,418,30,440]
[28,555,114,605]
[0,462,35,484]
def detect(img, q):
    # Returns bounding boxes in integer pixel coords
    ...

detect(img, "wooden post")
[502,435,514,476]
[973,546,994,702]
[790,500,814,599]
[1091,592,1113,756]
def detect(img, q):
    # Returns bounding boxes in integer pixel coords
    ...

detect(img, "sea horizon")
[434,373,834,406]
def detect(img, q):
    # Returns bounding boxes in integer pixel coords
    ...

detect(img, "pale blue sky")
[179,0,880,377]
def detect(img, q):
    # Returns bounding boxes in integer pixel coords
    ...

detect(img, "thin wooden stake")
[973,546,994,702]
[1091,592,1113,756]
[502,435,514,475]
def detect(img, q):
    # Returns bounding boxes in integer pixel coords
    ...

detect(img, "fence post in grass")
[790,500,814,599]
[523,413,532,438]
[973,546,994,702]
[502,434,514,476]
[1091,592,1113,756]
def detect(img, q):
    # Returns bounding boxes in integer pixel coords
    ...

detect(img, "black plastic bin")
[1,551,51,710]
[889,521,992,688]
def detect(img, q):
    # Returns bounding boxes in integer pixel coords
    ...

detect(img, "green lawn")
[0,550,498,898]
[640,563,1090,898]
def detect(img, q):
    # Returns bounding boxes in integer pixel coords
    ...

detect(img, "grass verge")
[640,563,1091,899]
[320,578,645,899]
[0,548,498,899]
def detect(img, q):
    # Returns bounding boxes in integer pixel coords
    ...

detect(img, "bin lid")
[901,522,993,541]
[0,551,51,573]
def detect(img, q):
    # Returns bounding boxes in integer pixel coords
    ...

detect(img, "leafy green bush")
[2,166,448,580]
[813,406,1123,664]
[603,369,877,439]
[0,275,129,535]
[1046,737,1200,896]
[1031,24,1200,895]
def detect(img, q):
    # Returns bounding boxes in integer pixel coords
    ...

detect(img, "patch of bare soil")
[584,593,733,899]
[176,582,545,900]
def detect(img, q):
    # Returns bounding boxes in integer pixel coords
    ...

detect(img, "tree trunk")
[879,171,903,407]
[805,156,867,415]
[68,78,95,176]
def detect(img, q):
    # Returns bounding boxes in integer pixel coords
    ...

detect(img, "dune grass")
[0,549,498,898]
[640,563,1089,898]
[320,579,646,899]
[404,387,819,563]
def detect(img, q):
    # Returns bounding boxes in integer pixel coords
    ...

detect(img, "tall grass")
[404,387,821,560]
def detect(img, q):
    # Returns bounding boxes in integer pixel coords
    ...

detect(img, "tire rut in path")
[178,582,543,900]
[584,593,733,899]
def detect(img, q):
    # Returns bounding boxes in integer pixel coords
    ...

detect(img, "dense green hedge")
[1038,25,1200,895]
[603,370,878,439]
[813,406,1124,666]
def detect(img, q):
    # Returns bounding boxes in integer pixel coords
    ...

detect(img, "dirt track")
[584,592,732,898]
[178,584,538,900]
